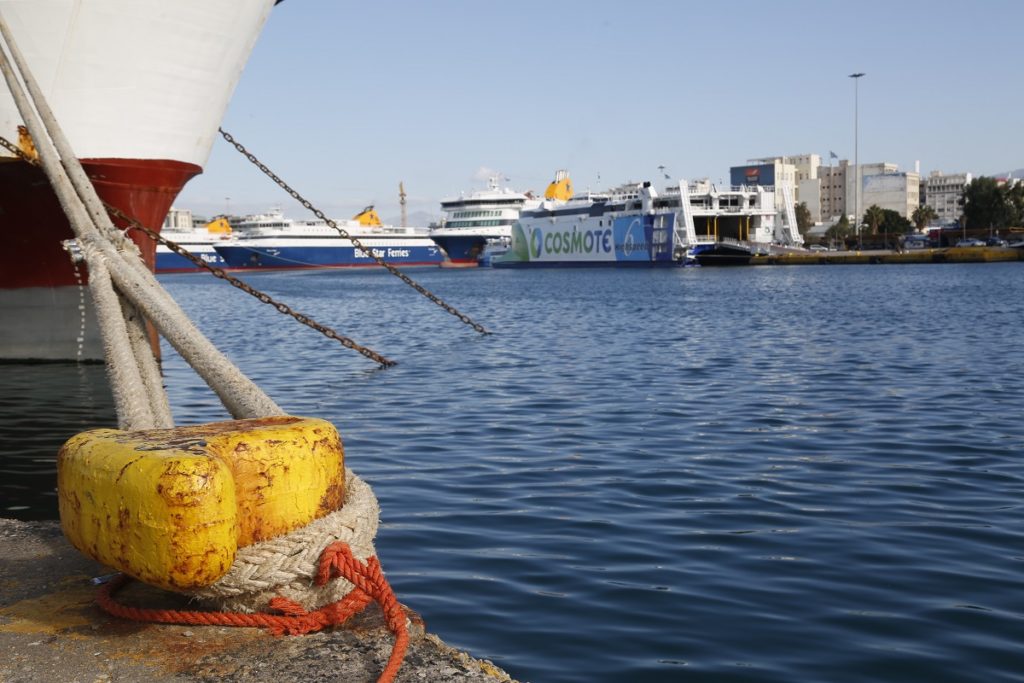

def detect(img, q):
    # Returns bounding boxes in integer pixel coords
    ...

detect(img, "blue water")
[5,263,1024,682]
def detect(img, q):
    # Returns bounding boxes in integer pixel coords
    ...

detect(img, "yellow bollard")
[58,416,345,592]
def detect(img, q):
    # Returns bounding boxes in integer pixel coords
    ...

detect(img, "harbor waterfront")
[4,263,1024,682]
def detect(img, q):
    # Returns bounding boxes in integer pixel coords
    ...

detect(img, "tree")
[825,214,851,245]
[878,209,912,248]
[879,209,912,235]
[795,202,813,234]
[911,205,937,232]
[862,204,885,236]
[1007,182,1024,226]
[962,177,1021,230]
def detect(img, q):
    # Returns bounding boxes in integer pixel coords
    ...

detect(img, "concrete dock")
[751,245,1023,266]
[0,518,519,683]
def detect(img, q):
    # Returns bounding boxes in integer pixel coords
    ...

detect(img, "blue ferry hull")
[431,234,486,267]
[155,246,226,273]
[213,243,444,270]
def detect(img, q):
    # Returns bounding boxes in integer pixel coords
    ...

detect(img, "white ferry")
[494,178,802,268]
[213,207,443,270]
[156,211,233,273]
[430,171,573,267]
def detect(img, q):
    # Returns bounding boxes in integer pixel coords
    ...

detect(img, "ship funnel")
[640,181,658,214]
[544,170,573,201]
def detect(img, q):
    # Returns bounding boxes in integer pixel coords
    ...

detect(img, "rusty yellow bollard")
[57,416,345,592]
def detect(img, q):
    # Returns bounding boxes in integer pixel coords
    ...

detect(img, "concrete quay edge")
[0,518,520,683]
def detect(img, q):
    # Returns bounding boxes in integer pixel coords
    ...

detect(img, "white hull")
[0,0,275,166]
[0,0,276,361]
[0,286,101,360]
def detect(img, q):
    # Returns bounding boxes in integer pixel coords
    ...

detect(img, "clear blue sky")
[175,0,1024,223]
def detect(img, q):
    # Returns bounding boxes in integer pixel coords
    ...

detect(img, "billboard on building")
[730,164,775,188]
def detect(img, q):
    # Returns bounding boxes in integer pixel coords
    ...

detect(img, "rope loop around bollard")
[94,470,409,683]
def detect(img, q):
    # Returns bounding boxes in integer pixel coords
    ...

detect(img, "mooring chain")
[218,128,492,336]
[0,135,396,368]
[108,206,397,367]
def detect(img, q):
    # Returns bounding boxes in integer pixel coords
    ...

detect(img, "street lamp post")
[849,72,865,250]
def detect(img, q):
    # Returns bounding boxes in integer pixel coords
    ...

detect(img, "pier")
[0,518,517,683]
[751,245,1023,265]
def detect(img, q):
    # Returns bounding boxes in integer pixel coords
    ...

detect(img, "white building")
[785,153,822,186]
[729,158,798,211]
[841,162,920,220]
[816,160,849,222]
[924,171,972,225]
[799,178,822,223]
[862,170,920,219]
[162,207,194,230]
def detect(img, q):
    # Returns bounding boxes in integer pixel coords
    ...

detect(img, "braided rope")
[95,469,409,682]
[97,544,408,683]
[193,468,380,611]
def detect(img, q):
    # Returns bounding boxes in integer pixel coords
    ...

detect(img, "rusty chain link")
[0,134,397,367]
[218,128,492,336]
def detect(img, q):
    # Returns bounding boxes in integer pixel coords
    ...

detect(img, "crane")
[399,181,407,227]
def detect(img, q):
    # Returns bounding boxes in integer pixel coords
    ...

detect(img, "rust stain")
[0,576,94,634]
[318,481,345,515]
[115,456,143,483]
[66,489,82,513]
[93,622,266,675]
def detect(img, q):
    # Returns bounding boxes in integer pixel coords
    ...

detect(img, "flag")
[830,151,838,159]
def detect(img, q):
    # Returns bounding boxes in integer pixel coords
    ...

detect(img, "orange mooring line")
[96,541,409,683]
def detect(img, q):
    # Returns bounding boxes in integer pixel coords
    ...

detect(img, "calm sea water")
[4,263,1024,682]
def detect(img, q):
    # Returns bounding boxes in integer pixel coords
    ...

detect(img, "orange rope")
[96,542,409,683]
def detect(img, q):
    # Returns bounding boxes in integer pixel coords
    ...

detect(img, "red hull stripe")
[0,158,200,289]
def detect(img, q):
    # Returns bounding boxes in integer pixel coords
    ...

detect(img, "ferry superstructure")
[430,171,573,267]
[213,207,443,270]
[0,0,277,360]
[494,178,802,267]
[430,176,528,267]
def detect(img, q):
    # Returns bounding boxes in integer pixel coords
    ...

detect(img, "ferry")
[430,171,573,267]
[213,207,443,270]
[0,0,277,360]
[156,211,233,273]
[494,178,802,268]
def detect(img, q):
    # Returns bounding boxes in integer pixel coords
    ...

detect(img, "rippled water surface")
[5,263,1024,682]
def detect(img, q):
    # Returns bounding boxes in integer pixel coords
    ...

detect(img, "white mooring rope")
[193,469,380,612]
[0,12,284,426]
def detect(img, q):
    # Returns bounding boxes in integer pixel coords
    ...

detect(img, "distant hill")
[992,168,1024,179]
[383,210,439,227]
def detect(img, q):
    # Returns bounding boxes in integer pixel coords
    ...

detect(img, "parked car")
[986,237,1009,247]
[902,234,931,250]
[808,244,830,252]
[955,238,986,247]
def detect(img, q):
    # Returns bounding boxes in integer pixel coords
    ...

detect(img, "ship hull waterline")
[431,234,487,268]
[0,0,277,361]
[213,243,445,271]
[0,158,200,361]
